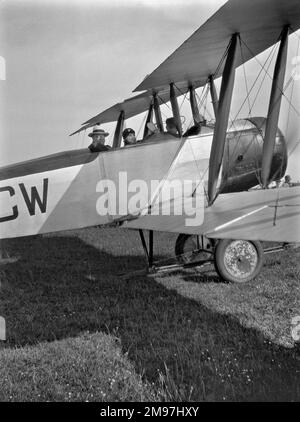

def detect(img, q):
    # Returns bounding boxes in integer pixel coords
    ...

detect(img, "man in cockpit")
[122,128,137,146]
[142,118,181,142]
[165,117,180,138]
[88,126,111,152]
[182,114,207,137]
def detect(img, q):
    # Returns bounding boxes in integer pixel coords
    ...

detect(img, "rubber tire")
[214,239,264,283]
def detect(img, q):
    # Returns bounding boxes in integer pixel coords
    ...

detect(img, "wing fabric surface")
[71,0,300,136]
[124,186,300,244]
[70,85,197,135]
[70,93,154,136]
[135,0,300,92]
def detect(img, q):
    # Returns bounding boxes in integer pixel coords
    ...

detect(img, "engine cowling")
[220,117,287,193]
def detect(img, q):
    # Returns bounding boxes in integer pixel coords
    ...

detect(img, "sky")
[0,0,299,179]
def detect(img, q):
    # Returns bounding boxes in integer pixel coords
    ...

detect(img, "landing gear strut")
[175,234,264,283]
[138,230,265,282]
[175,234,214,265]
[139,229,154,270]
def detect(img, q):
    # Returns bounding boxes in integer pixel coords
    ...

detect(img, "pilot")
[88,126,111,152]
[282,174,293,187]
[122,128,137,146]
[142,119,181,142]
[165,117,180,138]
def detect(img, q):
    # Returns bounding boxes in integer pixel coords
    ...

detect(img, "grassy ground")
[0,227,299,401]
[0,332,157,402]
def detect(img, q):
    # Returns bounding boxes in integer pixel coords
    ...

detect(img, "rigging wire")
[136,110,148,139]
[156,93,172,113]
[203,85,209,119]
[188,35,235,127]
[213,40,231,79]
[284,29,300,159]
[231,39,278,125]
[195,84,209,113]
[218,28,300,193]
[239,35,252,116]
[224,39,279,176]
[156,93,172,121]
[173,83,189,130]
[241,38,300,119]
[184,80,210,130]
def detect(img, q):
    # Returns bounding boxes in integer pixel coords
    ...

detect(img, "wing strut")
[143,103,154,139]
[208,34,239,205]
[113,110,125,148]
[209,75,219,118]
[170,83,183,136]
[261,25,289,188]
[153,93,164,133]
[189,85,202,125]
[139,229,154,269]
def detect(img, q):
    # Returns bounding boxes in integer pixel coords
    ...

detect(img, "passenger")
[183,122,202,137]
[183,115,207,137]
[165,117,180,138]
[143,122,159,140]
[142,118,183,143]
[142,119,181,142]
[88,126,111,152]
[122,128,137,146]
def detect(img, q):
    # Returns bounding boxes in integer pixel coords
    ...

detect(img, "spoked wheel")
[175,234,214,265]
[214,239,264,283]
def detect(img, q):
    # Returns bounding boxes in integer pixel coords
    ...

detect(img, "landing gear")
[214,239,264,283]
[175,234,214,265]
[174,234,264,282]
[138,230,264,282]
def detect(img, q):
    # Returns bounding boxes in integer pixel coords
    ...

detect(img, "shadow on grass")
[0,232,299,401]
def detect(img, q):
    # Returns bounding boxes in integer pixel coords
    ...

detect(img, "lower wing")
[124,186,300,244]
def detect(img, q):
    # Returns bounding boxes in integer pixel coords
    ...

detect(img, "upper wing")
[70,83,201,136]
[82,92,153,126]
[134,0,300,92]
[70,92,154,136]
[71,0,300,136]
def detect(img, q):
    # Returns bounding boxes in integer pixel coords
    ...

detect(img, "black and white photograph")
[0,0,299,404]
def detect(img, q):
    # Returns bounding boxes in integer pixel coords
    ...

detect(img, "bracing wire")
[239,35,252,116]
[136,111,148,139]
[224,39,279,172]
[241,37,300,119]
[219,28,300,192]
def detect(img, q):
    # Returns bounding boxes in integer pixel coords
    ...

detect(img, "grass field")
[0,226,299,401]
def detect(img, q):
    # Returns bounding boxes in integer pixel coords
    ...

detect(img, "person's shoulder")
[88,144,111,153]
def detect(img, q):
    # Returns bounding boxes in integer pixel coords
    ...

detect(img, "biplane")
[0,0,300,282]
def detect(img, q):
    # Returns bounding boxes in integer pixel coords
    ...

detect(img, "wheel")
[175,234,214,265]
[214,239,264,283]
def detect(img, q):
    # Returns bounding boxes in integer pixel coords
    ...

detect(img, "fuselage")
[0,117,287,239]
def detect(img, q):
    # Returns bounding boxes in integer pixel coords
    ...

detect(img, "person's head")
[122,128,136,145]
[146,122,159,135]
[165,117,178,136]
[285,175,291,183]
[89,126,109,147]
